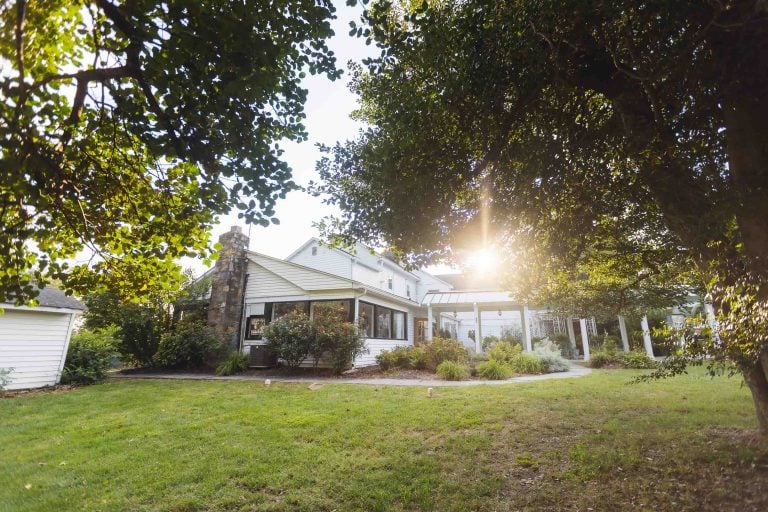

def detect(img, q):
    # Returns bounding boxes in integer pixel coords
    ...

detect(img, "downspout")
[236,273,249,354]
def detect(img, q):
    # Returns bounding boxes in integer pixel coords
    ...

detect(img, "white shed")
[0,288,86,390]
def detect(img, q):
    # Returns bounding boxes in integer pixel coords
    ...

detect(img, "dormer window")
[407,284,411,298]
[387,277,393,290]
[311,246,318,256]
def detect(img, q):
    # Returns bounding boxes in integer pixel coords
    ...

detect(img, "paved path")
[112,366,591,387]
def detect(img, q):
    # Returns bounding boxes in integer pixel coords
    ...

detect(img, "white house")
[204,227,605,366]
[0,287,86,390]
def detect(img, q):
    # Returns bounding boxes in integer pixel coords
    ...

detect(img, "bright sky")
[184,3,457,276]
[184,3,369,273]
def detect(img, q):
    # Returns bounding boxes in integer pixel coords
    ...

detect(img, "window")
[393,311,405,339]
[311,300,352,323]
[311,246,318,256]
[387,277,393,290]
[358,302,374,338]
[271,301,309,321]
[360,301,407,340]
[246,315,266,339]
[406,284,411,298]
[376,307,391,338]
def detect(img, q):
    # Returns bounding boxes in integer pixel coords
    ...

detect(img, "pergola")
[421,290,534,353]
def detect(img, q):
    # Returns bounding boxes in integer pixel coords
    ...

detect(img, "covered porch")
[422,291,536,353]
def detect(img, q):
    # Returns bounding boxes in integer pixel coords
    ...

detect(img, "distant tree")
[0,0,341,304]
[317,1,768,431]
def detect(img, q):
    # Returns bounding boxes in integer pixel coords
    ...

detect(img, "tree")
[0,0,341,304]
[316,1,768,431]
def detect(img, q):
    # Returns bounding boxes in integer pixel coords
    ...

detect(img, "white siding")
[288,243,355,279]
[245,261,306,299]
[249,254,353,292]
[355,339,409,367]
[0,309,73,390]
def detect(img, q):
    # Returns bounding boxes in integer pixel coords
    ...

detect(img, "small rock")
[264,379,271,386]
[307,382,323,391]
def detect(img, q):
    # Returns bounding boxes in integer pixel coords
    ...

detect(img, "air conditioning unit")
[249,345,277,368]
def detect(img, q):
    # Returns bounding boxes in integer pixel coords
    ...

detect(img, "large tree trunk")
[742,351,768,434]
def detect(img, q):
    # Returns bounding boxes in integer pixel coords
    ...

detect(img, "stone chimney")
[207,226,249,349]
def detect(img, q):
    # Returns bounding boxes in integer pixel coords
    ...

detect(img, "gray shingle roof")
[3,286,86,311]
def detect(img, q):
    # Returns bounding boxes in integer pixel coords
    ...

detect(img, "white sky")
[185,3,457,276]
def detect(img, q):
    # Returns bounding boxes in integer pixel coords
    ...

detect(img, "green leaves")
[1,0,339,303]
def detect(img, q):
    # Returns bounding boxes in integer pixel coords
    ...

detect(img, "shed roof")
[3,287,87,311]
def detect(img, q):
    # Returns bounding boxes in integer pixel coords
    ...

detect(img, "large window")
[245,315,266,340]
[358,302,374,338]
[311,300,352,323]
[359,301,407,340]
[272,301,309,321]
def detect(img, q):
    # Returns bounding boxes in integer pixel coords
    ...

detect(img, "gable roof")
[248,250,421,307]
[2,286,86,311]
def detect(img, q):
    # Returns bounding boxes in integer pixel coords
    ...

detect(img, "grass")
[1,368,767,511]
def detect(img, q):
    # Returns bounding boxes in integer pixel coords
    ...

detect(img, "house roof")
[247,249,422,308]
[3,286,87,311]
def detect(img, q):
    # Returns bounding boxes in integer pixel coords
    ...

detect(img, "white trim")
[55,313,77,384]
[1,304,84,315]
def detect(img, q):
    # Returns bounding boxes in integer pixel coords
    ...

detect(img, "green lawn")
[2,369,766,511]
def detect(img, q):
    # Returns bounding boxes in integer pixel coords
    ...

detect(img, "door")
[414,318,428,345]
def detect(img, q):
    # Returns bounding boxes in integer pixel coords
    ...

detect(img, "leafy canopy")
[316,1,768,429]
[1,0,341,303]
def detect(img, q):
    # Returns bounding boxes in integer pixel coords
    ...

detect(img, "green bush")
[482,335,500,351]
[424,337,469,371]
[620,350,658,369]
[61,328,118,385]
[120,313,161,366]
[376,345,428,371]
[436,360,468,381]
[476,360,513,380]
[376,345,413,370]
[263,312,314,368]
[487,341,522,364]
[588,352,620,368]
[323,321,367,374]
[408,346,427,370]
[0,368,13,390]
[154,322,221,370]
[215,351,250,376]
[533,340,570,372]
[509,353,546,374]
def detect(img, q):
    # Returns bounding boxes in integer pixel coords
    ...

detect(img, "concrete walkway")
[112,366,591,387]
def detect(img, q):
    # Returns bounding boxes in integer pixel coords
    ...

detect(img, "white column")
[566,316,577,353]
[641,315,655,358]
[579,318,590,361]
[521,306,533,352]
[426,305,433,342]
[617,315,630,352]
[473,303,482,353]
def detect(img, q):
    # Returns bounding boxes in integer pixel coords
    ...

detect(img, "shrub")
[119,313,161,366]
[620,350,658,369]
[588,352,620,368]
[436,360,468,381]
[376,346,412,370]
[215,351,250,376]
[61,328,118,385]
[487,341,522,364]
[323,321,367,374]
[377,345,428,371]
[476,360,513,380]
[408,346,427,370]
[509,353,546,374]
[154,323,221,369]
[424,337,469,371]
[533,340,570,372]
[263,312,314,368]
[482,335,500,351]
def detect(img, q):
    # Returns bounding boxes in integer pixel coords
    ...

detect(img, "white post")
[579,318,590,361]
[473,302,482,353]
[566,316,577,353]
[521,306,533,352]
[617,315,630,353]
[426,305,434,342]
[641,315,655,358]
